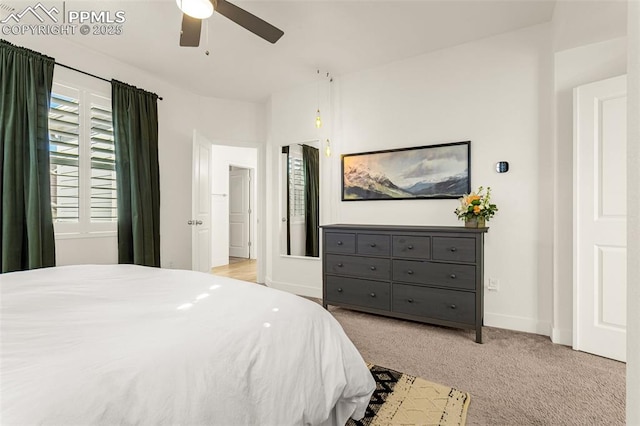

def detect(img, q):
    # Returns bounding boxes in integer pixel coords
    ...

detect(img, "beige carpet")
[348,363,470,426]
[328,306,626,425]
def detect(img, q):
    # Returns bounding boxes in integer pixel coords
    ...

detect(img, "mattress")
[0,264,375,425]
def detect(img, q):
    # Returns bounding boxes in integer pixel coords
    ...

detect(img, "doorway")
[229,166,252,259]
[209,144,259,281]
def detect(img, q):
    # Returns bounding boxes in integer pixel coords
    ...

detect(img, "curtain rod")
[55,62,163,101]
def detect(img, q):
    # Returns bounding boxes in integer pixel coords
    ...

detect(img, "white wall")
[2,34,265,270]
[55,235,118,266]
[210,145,258,268]
[335,24,554,334]
[265,78,331,297]
[267,24,557,333]
[266,4,631,340]
[552,0,627,52]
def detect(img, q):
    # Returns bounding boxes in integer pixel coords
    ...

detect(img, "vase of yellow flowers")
[454,186,498,228]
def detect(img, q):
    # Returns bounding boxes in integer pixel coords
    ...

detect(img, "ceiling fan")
[176,0,284,47]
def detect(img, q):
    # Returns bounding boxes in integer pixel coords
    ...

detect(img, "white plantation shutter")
[49,83,116,234]
[49,88,80,223]
[89,97,117,223]
[288,153,305,219]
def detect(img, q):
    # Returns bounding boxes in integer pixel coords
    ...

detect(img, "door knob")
[196,220,203,225]
[187,220,194,225]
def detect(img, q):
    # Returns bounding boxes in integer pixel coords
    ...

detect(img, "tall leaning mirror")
[280,141,320,257]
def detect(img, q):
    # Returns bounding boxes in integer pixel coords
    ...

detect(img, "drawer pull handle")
[337,288,343,292]
[407,245,414,249]
[407,298,414,303]
[370,243,377,247]
[407,270,414,275]
[370,293,376,298]
[450,304,457,309]
[337,263,343,267]
[450,274,457,279]
[337,241,343,246]
[370,266,376,271]
[450,247,457,252]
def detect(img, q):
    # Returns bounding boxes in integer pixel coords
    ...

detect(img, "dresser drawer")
[392,259,431,284]
[357,234,391,256]
[325,233,356,254]
[392,235,431,259]
[432,237,476,263]
[392,284,475,325]
[392,260,475,290]
[325,276,390,310]
[326,254,390,280]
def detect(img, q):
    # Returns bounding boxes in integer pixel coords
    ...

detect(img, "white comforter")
[0,265,374,425]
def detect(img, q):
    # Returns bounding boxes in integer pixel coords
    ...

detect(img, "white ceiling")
[63,0,558,102]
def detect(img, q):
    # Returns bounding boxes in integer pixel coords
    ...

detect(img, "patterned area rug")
[347,364,470,426]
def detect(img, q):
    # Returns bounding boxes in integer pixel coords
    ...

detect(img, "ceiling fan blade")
[213,0,284,44]
[180,13,202,47]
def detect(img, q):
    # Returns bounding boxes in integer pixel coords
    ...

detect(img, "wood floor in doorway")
[211,258,257,283]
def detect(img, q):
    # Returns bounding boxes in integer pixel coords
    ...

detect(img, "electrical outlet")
[488,278,499,291]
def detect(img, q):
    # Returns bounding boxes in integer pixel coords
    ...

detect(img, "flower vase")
[465,217,485,228]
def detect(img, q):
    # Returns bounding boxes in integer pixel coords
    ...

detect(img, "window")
[49,83,116,235]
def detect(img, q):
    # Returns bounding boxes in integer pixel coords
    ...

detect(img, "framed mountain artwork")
[341,141,471,201]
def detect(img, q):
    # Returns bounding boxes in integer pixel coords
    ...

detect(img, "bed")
[0,264,375,425]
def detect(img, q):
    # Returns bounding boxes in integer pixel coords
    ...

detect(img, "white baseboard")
[551,327,573,346]
[265,278,322,299]
[484,312,551,336]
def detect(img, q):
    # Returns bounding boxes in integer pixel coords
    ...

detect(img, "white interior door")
[574,75,627,362]
[229,168,250,258]
[192,131,212,273]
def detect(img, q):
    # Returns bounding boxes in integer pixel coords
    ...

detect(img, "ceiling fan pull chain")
[205,19,210,56]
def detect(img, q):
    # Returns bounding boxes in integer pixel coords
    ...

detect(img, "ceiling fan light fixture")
[176,0,213,19]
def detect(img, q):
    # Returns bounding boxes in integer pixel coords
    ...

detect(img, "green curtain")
[111,80,160,267]
[302,145,319,257]
[0,40,56,273]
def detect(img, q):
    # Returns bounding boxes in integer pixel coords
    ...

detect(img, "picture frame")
[341,141,471,201]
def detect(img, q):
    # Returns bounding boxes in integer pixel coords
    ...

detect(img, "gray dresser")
[321,224,488,343]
